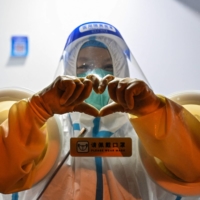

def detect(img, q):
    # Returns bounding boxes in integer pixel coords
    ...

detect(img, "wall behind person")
[0,0,200,95]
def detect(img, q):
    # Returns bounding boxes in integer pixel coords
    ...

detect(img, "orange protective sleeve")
[129,96,200,182]
[0,99,50,193]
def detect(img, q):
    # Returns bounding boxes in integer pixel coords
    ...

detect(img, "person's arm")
[0,99,50,193]
[99,75,200,182]
[0,76,98,194]
[129,95,200,182]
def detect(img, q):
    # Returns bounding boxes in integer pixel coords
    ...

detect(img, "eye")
[78,64,90,70]
[77,63,93,74]
[103,64,113,72]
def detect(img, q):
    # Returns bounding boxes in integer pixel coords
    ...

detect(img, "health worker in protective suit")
[1,22,200,200]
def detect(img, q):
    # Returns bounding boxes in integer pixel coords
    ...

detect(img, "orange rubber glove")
[29,75,99,118]
[98,75,164,117]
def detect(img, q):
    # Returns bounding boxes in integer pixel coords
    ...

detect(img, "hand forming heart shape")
[37,74,162,118]
[71,74,117,117]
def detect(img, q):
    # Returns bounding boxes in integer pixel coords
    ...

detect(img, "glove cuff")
[28,94,53,123]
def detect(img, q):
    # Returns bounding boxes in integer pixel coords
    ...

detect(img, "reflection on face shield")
[77,41,113,110]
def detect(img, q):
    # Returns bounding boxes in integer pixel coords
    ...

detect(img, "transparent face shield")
[55,22,149,82]
[54,22,150,109]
